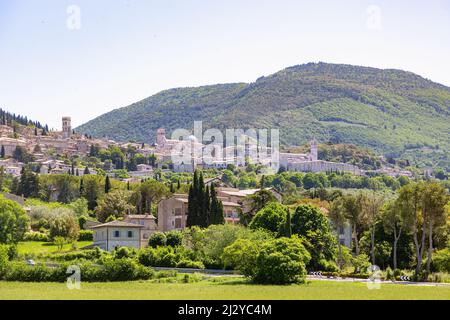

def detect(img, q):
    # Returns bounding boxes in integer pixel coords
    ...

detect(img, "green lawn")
[17,241,93,255]
[0,279,449,300]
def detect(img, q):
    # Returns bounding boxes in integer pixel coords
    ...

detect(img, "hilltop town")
[1,115,416,183]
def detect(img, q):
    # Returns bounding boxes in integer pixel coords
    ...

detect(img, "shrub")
[222,239,260,277]
[78,216,87,230]
[23,231,49,242]
[4,262,68,282]
[351,253,371,273]
[4,259,154,282]
[137,246,201,269]
[48,248,105,262]
[0,245,9,277]
[100,258,153,281]
[432,248,450,273]
[252,237,311,284]
[148,232,166,248]
[175,260,205,269]
[78,230,93,241]
[165,230,183,247]
[114,246,135,259]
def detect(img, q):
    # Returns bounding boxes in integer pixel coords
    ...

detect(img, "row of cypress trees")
[187,170,224,228]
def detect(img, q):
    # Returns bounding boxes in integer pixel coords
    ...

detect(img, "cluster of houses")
[89,185,352,252]
[1,116,416,182]
[90,186,286,251]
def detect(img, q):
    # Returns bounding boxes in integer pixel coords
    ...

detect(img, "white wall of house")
[93,226,141,251]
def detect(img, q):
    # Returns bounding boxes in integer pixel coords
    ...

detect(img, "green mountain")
[76,62,450,168]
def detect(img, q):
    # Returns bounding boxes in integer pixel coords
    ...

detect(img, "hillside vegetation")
[76,63,450,168]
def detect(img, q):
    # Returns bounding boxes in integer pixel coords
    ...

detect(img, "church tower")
[156,128,167,147]
[62,116,72,139]
[310,138,318,161]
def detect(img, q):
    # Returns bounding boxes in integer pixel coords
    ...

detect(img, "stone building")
[62,116,71,139]
[91,220,143,251]
[123,214,158,247]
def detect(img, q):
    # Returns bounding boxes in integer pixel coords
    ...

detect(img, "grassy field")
[17,241,93,255]
[1,279,449,300]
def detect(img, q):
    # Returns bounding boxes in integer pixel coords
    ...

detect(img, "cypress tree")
[105,175,111,193]
[177,179,181,190]
[186,184,197,227]
[0,145,5,159]
[209,184,224,225]
[170,183,174,193]
[202,185,211,227]
[79,178,84,195]
[280,208,292,238]
[71,162,75,175]
[84,166,90,175]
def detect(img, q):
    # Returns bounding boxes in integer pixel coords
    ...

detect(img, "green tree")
[362,192,385,265]
[16,166,39,198]
[279,208,292,238]
[341,193,366,255]
[249,202,287,234]
[48,208,80,242]
[0,195,30,243]
[148,232,166,248]
[329,197,348,270]
[131,179,169,214]
[422,182,448,275]
[165,230,183,247]
[82,175,102,211]
[291,204,338,270]
[209,184,224,225]
[96,190,136,222]
[105,175,111,194]
[397,182,426,275]
[253,236,311,284]
[382,200,406,270]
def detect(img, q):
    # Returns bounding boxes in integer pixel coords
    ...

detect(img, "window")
[175,218,182,228]
[174,208,182,216]
[114,230,120,238]
[339,226,345,235]
[127,230,133,238]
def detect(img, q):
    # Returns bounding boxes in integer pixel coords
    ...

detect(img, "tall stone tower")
[310,138,318,161]
[156,128,167,147]
[62,116,72,139]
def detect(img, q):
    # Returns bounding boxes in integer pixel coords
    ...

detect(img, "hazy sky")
[1,0,450,129]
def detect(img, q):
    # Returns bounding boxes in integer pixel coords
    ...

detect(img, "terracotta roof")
[125,214,156,220]
[90,220,144,229]
[221,201,241,207]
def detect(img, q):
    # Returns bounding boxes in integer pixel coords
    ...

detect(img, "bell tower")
[156,128,167,147]
[62,116,72,138]
[310,138,318,161]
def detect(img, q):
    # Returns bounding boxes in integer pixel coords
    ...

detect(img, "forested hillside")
[76,62,450,168]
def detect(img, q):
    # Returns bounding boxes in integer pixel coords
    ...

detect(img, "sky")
[1,0,450,130]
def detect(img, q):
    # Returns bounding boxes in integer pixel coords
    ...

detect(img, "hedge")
[78,230,94,241]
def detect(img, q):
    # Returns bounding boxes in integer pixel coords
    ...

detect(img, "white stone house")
[123,214,157,247]
[90,220,143,251]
